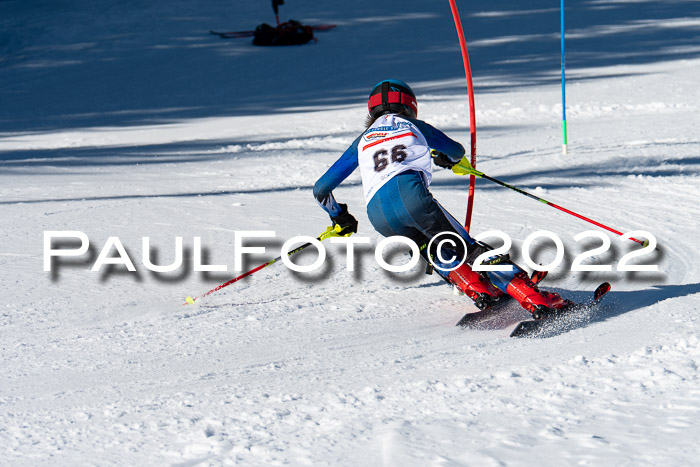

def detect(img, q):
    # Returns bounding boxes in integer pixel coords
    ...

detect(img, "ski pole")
[184,225,350,305]
[272,0,282,27]
[452,157,648,246]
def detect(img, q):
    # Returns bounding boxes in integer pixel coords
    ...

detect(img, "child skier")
[313,79,568,318]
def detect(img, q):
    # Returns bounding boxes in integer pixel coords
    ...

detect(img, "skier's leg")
[366,170,565,315]
[417,204,568,315]
[431,208,568,315]
[366,177,427,244]
[486,266,569,316]
[412,204,510,304]
[447,263,506,309]
[367,172,507,305]
[421,194,568,314]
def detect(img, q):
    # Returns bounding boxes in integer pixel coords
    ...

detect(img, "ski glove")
[331,203,358,235]
[430,149,457,169]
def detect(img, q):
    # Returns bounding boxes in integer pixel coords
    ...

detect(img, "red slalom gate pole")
[448,0,478,232]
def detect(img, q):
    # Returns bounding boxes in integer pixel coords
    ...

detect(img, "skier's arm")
[410,119,465,165]
[313,135,361,217]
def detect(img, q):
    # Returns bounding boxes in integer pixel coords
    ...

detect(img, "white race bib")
[358,115,432,203]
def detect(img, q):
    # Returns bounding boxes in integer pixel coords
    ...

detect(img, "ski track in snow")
[1,0,700,465]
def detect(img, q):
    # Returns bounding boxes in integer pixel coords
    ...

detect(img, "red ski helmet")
[367,79,418,120]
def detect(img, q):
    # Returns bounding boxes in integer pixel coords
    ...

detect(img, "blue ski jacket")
[313,115,465,217]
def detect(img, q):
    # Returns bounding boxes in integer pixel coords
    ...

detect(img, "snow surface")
[1,0,700,465]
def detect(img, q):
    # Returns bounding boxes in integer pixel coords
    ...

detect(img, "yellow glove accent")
[319,224,354,241]
[451,156,484,177]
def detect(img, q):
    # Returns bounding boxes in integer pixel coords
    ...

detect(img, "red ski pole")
[184,226,349,305]
[452,158,649,246]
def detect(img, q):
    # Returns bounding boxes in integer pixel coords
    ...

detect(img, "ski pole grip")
[452,156,483,177]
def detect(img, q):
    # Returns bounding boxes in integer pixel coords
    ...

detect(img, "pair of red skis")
[456,278,612,338]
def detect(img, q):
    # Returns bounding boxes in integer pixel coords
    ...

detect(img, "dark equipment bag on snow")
[253,20,314,46]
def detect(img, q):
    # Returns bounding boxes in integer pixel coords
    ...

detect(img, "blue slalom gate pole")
[561,0,568,155]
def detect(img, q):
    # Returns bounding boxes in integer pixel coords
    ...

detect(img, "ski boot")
[506,271,572,319]
[449,263,506,310]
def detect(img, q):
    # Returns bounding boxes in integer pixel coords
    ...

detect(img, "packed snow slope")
[1,0,700,465]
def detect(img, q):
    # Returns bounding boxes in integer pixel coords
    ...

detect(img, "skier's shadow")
[592,282,700,324]
[530,282,700,338]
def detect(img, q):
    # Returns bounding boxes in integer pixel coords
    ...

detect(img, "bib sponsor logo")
[365,132,388,141]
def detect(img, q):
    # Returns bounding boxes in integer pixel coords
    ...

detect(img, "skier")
[313,79,569,318]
